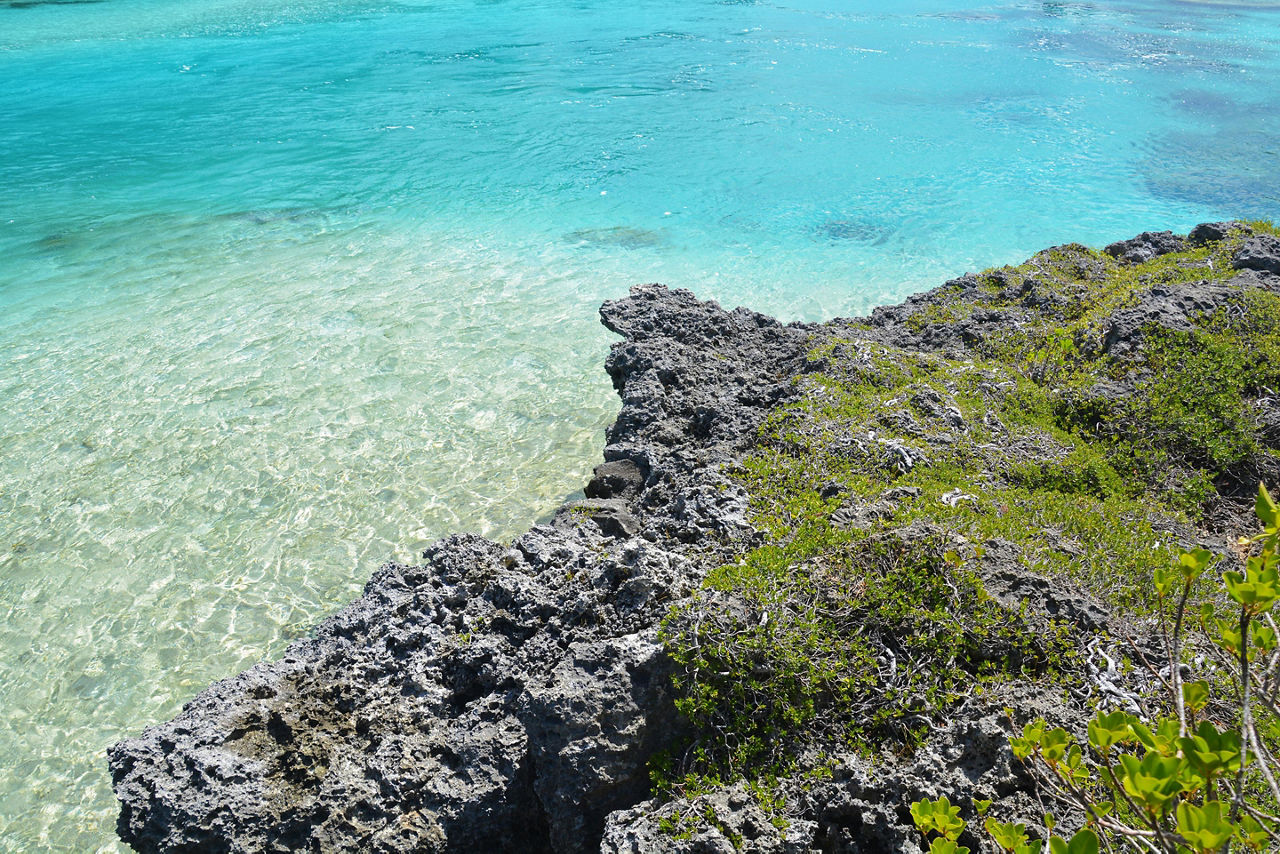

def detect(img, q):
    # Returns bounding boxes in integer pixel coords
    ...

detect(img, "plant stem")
[1172,579,1192,737]
[1234,609,1253,822]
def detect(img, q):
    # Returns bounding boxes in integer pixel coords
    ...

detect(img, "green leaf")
[1040,728,1072,765]
[1129,718,1179,756]
[1224,570,1247,604]
[1046,832,1096,854]
[1252,621,1278,652]
[1181,681,1210,713]
[1217,618,1243,655]
[1175,800,1234,852]
[1117,752,1184,811]
[1178,721,1242,778]
[1061,745,1089,784]
[1258,483,1279,531]
[1225,555,1280,614]
[911,797,966,842]
[1064,829,1098,854]
[1087,710,1136,752]
[1238,814,1270,850]
[928,840,970,854]
[984,818,1029,852]
[1178,548,1214,582]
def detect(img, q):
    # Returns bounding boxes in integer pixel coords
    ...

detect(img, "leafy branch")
[913,485,1280,854]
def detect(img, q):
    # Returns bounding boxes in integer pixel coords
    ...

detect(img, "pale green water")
[0,208,936,850]
[2,0,1280,848]
[0,216,616,849]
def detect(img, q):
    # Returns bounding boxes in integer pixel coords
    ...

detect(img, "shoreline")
[110,222,1280,852]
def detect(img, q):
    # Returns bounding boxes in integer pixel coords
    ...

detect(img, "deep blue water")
[1,0,1279,847]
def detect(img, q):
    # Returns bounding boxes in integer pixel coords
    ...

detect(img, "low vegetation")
[913,488,1280,853]
[654,223,1280,835]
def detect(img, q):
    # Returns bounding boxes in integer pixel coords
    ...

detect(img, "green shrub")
[912,486,1280,853]
[659,227,1280,825]
[660,531,1057,783]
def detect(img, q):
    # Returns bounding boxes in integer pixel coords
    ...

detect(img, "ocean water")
[1,0,1279,848]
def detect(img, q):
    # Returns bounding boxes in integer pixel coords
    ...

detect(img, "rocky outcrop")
[1234,234,1280,274]
[111,224,1280,853]
[109,286,813,853]
[1104,229,1185,264]
[601,705,1041,854]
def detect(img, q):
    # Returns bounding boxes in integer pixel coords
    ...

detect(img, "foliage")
[656,223,1280,836]
[911,795,967,843]
[747,343,1182,606]
[986,239,1280,503]
[660,529,1062,783]
[1067,291,1280,483]
[903,224,1280,510]
[913,486,1280,853]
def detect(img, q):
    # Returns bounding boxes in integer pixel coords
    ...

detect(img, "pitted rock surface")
[1234,234,1280,275]
[1104,229,1186,264]
[1188,220,1246,245]
[600,706,1042,854]
[1099,282,1237,356]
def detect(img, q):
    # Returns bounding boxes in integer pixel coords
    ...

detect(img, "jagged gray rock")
[1188,220,1245,245]
[600,706,1046,854]
[109,285,812,853]
[584,460,646,501]
[1234,234,1280,275]
[1100,282,1237,356]
[1104,229,1186,264]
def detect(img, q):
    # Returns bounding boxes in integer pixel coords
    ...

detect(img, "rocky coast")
[110,222,1280,852]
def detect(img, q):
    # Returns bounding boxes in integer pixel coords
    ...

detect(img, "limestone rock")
[1234,234,1280,275]
[1104,230,1186,264]
[110,286,811,853]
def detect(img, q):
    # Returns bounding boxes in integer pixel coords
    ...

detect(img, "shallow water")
[2,0,1279,848]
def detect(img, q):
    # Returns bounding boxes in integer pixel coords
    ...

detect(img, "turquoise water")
[2,0,1279,848]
